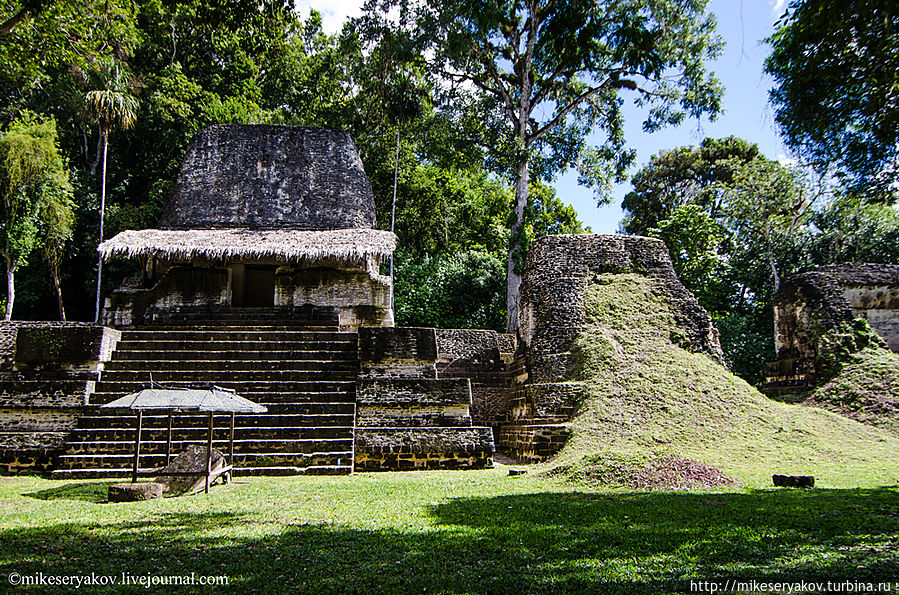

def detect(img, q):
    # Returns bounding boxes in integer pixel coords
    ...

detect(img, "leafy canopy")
[765,0,899,200]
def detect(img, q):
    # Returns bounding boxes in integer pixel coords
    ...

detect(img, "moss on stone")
[806,347,899,436]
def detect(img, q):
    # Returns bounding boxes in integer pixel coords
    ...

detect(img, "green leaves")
[765,0,899,200]
[0,112,73,318]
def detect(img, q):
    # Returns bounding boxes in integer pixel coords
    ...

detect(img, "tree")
[622,136,760,235]
[719,159,812,294]
[38,184,76,320]
[765,0,899,200]
[0,112,72,320]
[81,57,138,322]
[362,0,723,331]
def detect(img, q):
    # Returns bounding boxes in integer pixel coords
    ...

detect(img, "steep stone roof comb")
[159,124,377,230]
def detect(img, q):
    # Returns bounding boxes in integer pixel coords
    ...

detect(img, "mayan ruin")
[2,1,898,589]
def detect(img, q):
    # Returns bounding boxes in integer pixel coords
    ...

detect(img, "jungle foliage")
[0,0,586,327]
[623,137,899,383]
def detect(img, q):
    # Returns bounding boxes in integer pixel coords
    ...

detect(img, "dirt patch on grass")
[549,453,736,491]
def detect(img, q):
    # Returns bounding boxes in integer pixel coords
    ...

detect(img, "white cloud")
[769,0,787,17]
[777,154,798,168]
[295,0,366,34]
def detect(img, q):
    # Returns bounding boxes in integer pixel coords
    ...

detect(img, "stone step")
[56,451,354,470]
[102,359,360,373]
[50,464,353,478]
[112,340,357,353]
[149,320,340,333]
[110,349,357,361]
[74,412,356,429]
[254,402,356,414]
[90,380,357,399]
[64,436,354,456]
[120,330,356,342]
[96,369,359,383]
[236,465,351,476]
[68,424,353,442]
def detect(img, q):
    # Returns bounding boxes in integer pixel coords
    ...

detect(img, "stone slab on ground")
[108,482,163,502]
[155,445,228,495]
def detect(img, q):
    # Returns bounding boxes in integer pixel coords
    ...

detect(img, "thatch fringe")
[99,228,397,263]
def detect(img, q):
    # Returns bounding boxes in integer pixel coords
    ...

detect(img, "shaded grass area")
[0,473,897,593]
[547,274,899,489]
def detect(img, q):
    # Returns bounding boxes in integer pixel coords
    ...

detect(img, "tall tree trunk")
[4,256,14,321]
[506,158,529,333]
[94,130,108,323]
[51,262,66,321]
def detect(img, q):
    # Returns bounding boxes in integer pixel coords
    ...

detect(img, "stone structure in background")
[764,264,899,397]
[99,125,396,329]
[499,234,725,462]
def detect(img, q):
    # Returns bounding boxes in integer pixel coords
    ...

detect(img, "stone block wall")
[765,264,899,395]
[103,266,231,327]
[358,327,438,377]
[276,267,393,328]
[0,323,119,473]
[435,329,513,430]
[354,326,495,471]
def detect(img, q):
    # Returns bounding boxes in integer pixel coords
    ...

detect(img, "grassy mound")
[544,274,899,489]
[805,347,899,436]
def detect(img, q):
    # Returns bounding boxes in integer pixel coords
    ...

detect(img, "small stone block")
[108,482,163,502]
[508,469,527,476]
[772,474,814,488]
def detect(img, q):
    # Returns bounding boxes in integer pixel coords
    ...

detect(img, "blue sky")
[556,0,792,232]
[297,0,792,232]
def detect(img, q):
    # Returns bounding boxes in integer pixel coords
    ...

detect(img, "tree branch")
[529,77,636,142]
[0,7,30,35]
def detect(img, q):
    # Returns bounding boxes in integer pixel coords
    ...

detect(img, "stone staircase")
[52,312,359,478]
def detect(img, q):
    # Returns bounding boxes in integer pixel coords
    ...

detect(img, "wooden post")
[229,412,235,466]
[132,410,143,483]
[166,412,173,466]
[205,411,213,494]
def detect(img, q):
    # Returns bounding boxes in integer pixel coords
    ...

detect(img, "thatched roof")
[159,125,377,230]
[99,228,397,263]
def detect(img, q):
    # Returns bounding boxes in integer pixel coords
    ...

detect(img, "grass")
[808,346,899,436]
[0,471,897,593]
[545,274,899,489]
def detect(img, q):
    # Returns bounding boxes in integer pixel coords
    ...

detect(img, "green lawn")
[1,468,897,593]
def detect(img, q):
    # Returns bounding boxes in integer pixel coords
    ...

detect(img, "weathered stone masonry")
[0,323,119,473]
[765,263,899,396]
[500,234,725,462]
[354,327,495,471]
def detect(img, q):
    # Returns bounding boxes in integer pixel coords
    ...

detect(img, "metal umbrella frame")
[101,385,267,493]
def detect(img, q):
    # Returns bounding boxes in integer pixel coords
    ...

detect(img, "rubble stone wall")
[766,264,899,394]
[0,323,118,473]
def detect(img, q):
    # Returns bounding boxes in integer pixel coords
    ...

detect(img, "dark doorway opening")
[244,267,276,307]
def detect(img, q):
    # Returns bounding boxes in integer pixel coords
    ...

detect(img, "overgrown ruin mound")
[543,274,899,489]
[804,347,899,436]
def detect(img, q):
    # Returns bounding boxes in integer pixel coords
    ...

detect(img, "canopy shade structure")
[101,386,267,414]
[98,228,396,264]
[101,386,266,492]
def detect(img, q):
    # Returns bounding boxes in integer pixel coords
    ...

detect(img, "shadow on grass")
[1,488,897,593]
[23,482,118,503]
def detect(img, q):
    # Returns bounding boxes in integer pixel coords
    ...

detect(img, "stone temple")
[0,125,728,476]
[100,125,396,329]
